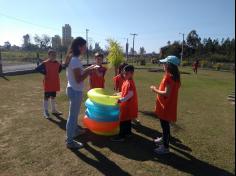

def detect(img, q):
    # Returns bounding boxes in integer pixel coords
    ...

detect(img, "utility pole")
[179,33,185,65]
[0,47,2,76]
[130,33,138,56]
[86,29,89,65]
[125,38,129,60]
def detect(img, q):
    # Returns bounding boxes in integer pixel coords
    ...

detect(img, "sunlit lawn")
[0,66,235,176]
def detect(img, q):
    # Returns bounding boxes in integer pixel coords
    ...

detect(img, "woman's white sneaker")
[154,137,163,145]
[66,141,84,150]
[154,145,170,155]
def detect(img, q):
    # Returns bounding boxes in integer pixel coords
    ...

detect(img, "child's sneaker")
[66,141,84,150]
[154,145,170,155]
[132,119,141,124]
[52,110,63,116]
[154,137,163,145]
[43,111,50,119]
[111,136,125,142]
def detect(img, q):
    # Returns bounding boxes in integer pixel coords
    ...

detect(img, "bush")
[200,60,208,68]
[182,60,191,66]
[140,59,146,66]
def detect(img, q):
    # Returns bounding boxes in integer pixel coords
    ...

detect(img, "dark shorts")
[44,92,56,99]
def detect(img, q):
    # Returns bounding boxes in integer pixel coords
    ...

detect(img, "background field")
[0,67,235,176]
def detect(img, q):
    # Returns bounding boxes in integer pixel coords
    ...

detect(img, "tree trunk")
[114,67,118,76]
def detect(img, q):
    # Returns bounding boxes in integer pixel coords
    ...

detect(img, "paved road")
[2,60,95,73]
[3,64,37,73]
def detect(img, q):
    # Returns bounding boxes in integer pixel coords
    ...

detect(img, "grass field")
[0,67,235,176]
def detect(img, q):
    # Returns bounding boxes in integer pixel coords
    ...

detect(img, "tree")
[139,47,146,55]
[107,39,124,75]
[186,30,201,49]
[34,34,51,49]
[23,34,30,47]
[4,41,11,50]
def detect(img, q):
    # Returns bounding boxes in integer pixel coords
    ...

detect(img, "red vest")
[43,60,61,92]
[155,74,180,122]
[89,66,107,89]
[119,79,138,121]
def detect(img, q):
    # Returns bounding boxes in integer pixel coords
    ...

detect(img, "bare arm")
[150,84,171,97]
[119,91,134,103]
[74,65,95,84]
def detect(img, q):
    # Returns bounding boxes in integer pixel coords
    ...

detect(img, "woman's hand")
[150,85,157,92]
[113,92,121,96]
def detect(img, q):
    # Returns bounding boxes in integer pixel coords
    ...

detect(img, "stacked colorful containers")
[83,88,120,136]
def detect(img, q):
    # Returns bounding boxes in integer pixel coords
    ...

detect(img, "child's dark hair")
[65,37,86,65]
[166,63,181,82]
[123,65,135,73]
[118,63,128,74]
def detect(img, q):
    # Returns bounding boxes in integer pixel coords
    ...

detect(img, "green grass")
[0,67,235,176]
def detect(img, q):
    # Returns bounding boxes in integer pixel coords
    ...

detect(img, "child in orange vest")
[89,52,107,89]
[112,65,138,142]
[113,63,128,92]
[36,49,63,119]
[150,56,181,155]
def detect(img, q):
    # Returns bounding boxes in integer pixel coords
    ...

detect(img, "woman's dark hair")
[166,63,181,82]
[65,37,86,65]
[118,63,128,74]
[123,65,135,73]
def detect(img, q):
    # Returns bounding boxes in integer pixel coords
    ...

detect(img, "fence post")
[0,48,3,76]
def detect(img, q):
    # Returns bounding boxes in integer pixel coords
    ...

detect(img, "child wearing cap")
[36,49,63,119]
[150,55,181,155]
[111,65,138,142]
[89,53,107,89]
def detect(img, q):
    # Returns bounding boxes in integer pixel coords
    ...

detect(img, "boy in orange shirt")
[89,53,107,89]
[36,49,63,119]
[112,65,138,142]
[150,56,181,154]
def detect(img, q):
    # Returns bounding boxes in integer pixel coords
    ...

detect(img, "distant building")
[52,35,62,49]
[62,24,73,48]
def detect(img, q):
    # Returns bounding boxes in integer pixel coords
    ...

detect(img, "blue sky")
[0,0,235,52]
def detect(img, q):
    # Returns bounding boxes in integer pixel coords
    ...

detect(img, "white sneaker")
[43,111,50,119]
[52,110,63,116]
[66,141,84,150]
[154,145,170,155]
[154,137,163,145]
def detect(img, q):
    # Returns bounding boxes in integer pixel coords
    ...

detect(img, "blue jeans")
[66,87,83,143]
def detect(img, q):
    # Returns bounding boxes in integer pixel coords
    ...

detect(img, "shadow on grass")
[154,146,235,176]
[73,144,131,176]
[132,123,191,152]
[139,110,185,132]
[0,76,10,81]
[49,114,131,176]
[49,115,234,176]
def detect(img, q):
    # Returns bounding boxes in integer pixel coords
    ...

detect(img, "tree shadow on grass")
[49,115,234,176]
